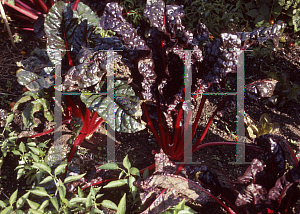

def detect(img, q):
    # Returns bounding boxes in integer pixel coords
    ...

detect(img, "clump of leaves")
[182,0,250,37]
[245,0,300,32]
[235,134,300,213]
[98,154,140,213]
[12,89,53,129]
[245,113,280,140]
[268,72,300,107]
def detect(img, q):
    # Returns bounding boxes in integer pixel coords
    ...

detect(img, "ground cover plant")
[0,0,300,213]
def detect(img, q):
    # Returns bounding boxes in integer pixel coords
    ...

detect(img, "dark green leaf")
[259,4,269,16]
[246,9,260,18]
[16,69,54,92]
[81,80,146,133]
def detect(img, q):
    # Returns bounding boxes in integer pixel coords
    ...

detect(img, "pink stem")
[72,0,80,11]
[15,0,41,16]
[32,0,48,14]
[4,1,38,20]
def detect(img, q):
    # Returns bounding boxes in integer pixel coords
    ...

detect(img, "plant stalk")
[0,1,16,48]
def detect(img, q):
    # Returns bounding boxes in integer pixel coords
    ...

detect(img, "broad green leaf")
[45,1,109,66]
[40,176,54,184]
[58,186,66,202]
[29,188,49,197]
[50,197,59,211]
[81,80,146,133]
[0,206,12,214]
[64,173,86,183]
[17,168,24,180]
[101,200,118,210]
[32,99,53,122]
[12,150,21,155]
[33,162,51,174]
[130,167,140,176]
[26,142,37,147]
[69,197,87,205]
[29,209,43,214]
[123,155,131,171]
[116,193,126,214]
[26,199,40,209]
[5,114,14,126]
[54,163,67,176]
[0,200,6,208]
[16,192,30,209]
[9,189,18,205]
[13,95,32,112]
[98,162,119,170]
[103,179,128,188]
[29,146,40,155]
[19,142,25,153]
[85,192,92,209]
[16,69,54,92]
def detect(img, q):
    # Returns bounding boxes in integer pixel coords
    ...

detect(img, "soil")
[0,1,300,214]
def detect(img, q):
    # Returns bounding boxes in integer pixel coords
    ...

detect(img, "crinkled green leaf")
[81,80,146,133]
[45,1,110,65]
[63,48,107,91]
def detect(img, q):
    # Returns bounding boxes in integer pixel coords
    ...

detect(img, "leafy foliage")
[245,113,280,140]
[12,90,53,128]
[244,0,300,32]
